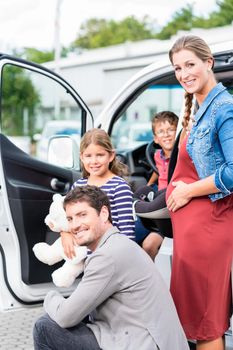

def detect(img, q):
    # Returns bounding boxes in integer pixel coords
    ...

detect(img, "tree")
[22,48,54,63]
[1,65,41,137]
[14,47,69,64]
[155,0,233,39]
[156,4,194,40]
[71,16,154,49]
[205,0,233,27]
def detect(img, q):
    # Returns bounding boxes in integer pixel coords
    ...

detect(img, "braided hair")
[183,92,193,130]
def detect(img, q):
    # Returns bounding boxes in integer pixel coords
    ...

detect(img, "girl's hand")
[60,231,76,259]
[167,181,192,212]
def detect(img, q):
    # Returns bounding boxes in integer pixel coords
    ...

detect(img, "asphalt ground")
[0,306,44,349]
[0,305,233,350]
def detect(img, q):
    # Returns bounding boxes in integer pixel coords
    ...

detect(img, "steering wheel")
[145,141,159,175]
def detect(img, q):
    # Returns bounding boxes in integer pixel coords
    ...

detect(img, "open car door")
[0,54,94,310]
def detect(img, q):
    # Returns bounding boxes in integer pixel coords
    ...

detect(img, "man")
[33,185,189,350]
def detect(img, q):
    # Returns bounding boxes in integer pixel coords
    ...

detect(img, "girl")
[61,128,135,258]
[167,35,233,350]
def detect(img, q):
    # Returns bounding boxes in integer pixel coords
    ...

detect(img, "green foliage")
[156,0,233,39]
[156,4,194,40]
[71,16,154,49]
[23,48,55,63]
[14,47,69,64]
[206,0,233,26]
[1,65,41,136]
[70,0,233,48]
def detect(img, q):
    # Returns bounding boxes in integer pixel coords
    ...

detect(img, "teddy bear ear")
[52,193,61,201]
[52,193,64,202]
[53,193,59,201]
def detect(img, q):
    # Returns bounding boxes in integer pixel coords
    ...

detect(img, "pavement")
[1,305,233,350]
[0,305,44,350]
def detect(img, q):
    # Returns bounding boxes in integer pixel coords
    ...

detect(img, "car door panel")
[0,134,77,287]
[0,54,94,306]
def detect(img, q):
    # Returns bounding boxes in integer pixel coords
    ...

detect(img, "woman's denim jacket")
[186,83,233,202]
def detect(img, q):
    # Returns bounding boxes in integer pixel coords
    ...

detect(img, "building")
[44,24,233,118]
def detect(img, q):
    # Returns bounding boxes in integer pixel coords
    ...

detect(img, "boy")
[148,111,178,189]
[135,111,178,259]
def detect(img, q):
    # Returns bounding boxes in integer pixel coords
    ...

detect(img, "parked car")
[116,123,153,152]
[0,41,233,316]
[34,120,81,161]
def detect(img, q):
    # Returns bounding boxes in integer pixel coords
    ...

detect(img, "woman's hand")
[60,231,76,259]
[167,181,192,212]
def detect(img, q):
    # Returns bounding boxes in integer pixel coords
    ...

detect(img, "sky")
[0,0,218,52]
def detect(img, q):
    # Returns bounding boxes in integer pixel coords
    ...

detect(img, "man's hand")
[60,231,76,259]
[167,181,192,212]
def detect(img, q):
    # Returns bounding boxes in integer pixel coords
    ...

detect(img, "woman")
[166,35,233,350]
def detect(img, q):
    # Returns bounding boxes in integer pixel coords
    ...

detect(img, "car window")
[0,63,83,164]
[111,83,183,152]
[35,120,81,161]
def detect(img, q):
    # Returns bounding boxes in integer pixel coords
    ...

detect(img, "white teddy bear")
[33,193,87,288]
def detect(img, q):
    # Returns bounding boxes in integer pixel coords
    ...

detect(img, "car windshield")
[133,129,153,142]
[44,125,80,138]
[54,128,80,136]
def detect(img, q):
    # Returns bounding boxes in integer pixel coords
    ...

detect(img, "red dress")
[166,137,233,340]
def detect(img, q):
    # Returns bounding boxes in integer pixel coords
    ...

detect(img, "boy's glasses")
[155,128,176,137]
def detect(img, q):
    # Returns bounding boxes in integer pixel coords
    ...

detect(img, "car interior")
[0,135,82,286]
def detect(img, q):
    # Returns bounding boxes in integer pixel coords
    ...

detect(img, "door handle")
[50,178,69,191]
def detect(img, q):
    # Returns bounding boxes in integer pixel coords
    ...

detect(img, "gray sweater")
[44,226,189,350]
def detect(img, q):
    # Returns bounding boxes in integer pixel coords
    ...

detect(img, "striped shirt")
[72,176,135,240]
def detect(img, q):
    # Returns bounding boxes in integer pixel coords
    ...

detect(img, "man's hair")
[64,185,112,223]
[151,111,178,135]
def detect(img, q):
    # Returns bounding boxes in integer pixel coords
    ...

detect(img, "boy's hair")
[80,128,129,178]
[151,111,178,135]
[64,185,112,223]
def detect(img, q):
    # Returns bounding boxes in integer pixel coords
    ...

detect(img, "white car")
[0,41,233,316]
[35,120,81,161]
[116,123,153,152]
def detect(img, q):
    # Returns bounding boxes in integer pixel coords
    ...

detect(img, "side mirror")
[48,135,80,169]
